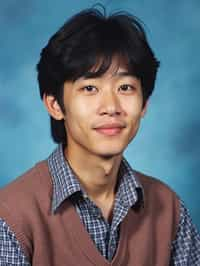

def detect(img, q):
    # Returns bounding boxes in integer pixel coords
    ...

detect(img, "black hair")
[37,7,160,145]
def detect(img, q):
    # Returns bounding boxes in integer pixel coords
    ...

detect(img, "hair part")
[37,7,160,145]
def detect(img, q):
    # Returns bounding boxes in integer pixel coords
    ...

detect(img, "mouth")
[95,127,124,136]
[94,122,126,136]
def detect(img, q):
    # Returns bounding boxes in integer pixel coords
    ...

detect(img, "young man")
[0,7,199,266]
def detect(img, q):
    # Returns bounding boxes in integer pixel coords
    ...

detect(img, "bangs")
[62,18,143,82]
[78,53,136,79]
[62,44,141,82]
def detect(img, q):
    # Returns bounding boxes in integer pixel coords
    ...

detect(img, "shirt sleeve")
[0,218,31,265]
[170,199,200,265]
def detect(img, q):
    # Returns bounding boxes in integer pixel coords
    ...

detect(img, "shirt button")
[83,194,88,199]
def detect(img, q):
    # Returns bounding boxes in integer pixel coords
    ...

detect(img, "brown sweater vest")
[0,160,180,266]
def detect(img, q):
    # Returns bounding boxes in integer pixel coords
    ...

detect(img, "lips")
[94,122,126,136]
[95,127,123,136]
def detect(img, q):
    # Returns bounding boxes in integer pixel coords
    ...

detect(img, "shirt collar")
[117,157,145,210]
[48,144,145,213]
[48,144,82,213]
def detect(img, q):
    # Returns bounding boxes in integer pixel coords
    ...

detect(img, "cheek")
[64,99,93,133]
[122,97,143,119]
[126,115,142,144]
[124,100,144,133]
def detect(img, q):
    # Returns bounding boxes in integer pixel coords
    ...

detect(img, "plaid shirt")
[0,144,200,265]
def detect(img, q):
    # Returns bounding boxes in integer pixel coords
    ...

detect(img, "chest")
[29,201,175,266]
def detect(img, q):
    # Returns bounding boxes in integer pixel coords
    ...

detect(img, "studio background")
[0,0,200,230]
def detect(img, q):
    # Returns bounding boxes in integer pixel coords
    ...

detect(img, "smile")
[94,127,124,136]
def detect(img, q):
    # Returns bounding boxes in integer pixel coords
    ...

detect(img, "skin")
[43,60,148,222]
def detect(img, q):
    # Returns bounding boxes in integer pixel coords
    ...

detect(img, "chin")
[94,146,125,158]
[97,152,122,160]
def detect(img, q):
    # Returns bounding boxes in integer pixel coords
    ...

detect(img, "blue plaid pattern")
[0,219,30,265]
[0,144,200,265]
[170,201,200,265]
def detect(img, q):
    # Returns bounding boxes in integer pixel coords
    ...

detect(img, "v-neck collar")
[63,200,131,266]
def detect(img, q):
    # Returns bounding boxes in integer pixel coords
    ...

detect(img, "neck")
[64,145,122,203]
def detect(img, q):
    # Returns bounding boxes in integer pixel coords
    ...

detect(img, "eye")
[82,85,98,94]
[118,84,135,93]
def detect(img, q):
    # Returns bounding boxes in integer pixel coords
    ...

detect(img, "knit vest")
[0,160,180,266]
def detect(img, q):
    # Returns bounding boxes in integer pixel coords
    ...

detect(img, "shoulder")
[133,169,180,221]
[0,160,52,260]
[133,170,181,239]
[0,160,49,195]
[0,160,52,213]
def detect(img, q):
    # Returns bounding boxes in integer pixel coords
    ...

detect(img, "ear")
[43,94,64,120]
[141,99,149,118]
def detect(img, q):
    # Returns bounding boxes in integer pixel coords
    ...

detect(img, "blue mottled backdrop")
[0,0,200,230]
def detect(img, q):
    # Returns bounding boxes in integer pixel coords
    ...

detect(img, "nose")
[98,90,122,116]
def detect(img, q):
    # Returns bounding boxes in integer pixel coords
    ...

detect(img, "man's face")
[62,62,147,158]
